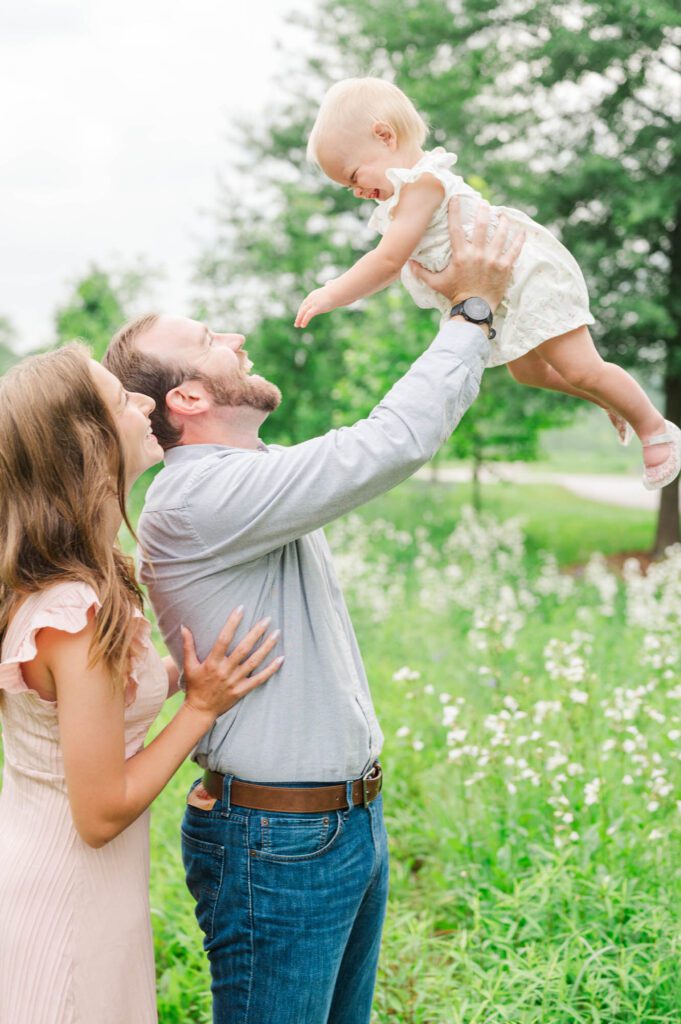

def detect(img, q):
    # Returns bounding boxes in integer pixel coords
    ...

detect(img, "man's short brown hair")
[103,314,193,450]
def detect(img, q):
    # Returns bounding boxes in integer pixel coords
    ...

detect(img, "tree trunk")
[652,369,681,557]
[471,453,482,510]
[652,194,681,558]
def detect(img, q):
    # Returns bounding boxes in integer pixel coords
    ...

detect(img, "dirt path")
[416,463,670,511]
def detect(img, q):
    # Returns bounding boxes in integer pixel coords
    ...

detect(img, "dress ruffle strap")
[369,148,461,236]
[0,581,149,706]
[384,146,458,199]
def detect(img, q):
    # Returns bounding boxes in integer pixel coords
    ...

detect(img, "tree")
[299,0,680,549]
[55,264,156,360]
[199,0,680,550]
[195,22,577,465]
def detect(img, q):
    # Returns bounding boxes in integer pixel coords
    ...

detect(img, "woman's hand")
[181,607,283,723]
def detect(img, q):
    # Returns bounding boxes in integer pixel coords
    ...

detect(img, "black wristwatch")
[450,297,496,339]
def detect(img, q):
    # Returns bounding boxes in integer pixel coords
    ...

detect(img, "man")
[104,201,523,1024]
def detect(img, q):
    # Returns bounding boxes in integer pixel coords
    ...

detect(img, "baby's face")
[319,132,397,203]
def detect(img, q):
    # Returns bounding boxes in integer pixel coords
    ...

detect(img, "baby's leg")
[508,350,610,410]
[537,326,667,469]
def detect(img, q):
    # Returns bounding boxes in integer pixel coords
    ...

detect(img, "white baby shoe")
[642,420,681,491]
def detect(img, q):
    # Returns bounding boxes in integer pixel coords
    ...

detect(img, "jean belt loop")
[221,773,234,816]
[345,779,355,812]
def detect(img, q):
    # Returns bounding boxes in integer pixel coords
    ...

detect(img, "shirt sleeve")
[187,321,488,563]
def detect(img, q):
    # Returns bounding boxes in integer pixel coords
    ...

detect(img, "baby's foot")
[607,411,633,446]
[642,419,681,490]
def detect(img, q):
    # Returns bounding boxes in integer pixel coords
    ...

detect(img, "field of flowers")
[2,478,678,1022]
[143,481,681,1023]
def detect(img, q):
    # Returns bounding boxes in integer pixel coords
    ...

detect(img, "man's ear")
[372,121,397,149]
[165,379,212,418]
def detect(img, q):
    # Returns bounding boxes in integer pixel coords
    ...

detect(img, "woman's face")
[89,360,163,485]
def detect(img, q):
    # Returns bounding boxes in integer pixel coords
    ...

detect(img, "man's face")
[137,315,281,413]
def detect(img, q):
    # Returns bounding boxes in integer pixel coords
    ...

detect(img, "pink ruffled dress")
[0,581,168,1024]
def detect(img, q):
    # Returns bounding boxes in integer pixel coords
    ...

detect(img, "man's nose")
[216,332,246,351]
[353,187,363,199]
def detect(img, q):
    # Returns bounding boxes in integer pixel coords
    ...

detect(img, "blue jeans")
[181,775,389,1024]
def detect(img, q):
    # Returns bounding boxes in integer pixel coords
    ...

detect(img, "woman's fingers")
[206,606,244,663]
[238,654,285,694]
[237,629,281,677]
[227,617,272,666]
[181,625,200,674]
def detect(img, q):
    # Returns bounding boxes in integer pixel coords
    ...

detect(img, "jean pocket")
[181,829,224,943]
[249,810,344,863]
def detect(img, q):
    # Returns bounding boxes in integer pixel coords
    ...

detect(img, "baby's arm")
[295,174,445,328]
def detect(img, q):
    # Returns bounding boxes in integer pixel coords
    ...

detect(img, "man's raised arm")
[186,202,524,562]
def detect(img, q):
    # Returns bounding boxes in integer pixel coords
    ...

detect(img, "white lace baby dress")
[368,148,595,368]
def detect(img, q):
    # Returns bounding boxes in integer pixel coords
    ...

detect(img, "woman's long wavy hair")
[0,343,144,687]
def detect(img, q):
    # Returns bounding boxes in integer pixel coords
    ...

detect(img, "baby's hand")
[295,285,337,328]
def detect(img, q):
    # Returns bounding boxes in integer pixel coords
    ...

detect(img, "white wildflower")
[392,666,421,682]
[584,778,601,806]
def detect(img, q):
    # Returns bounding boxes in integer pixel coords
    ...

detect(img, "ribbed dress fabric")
[0,582,168,1023]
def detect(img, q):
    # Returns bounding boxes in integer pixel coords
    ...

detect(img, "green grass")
[144,482,676,1023]
[356,478,654,566]
[534,404,644,476]
[3,477,678,1023]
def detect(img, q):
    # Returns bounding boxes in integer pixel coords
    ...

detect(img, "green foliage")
[55,264,155,360]
[0,482,667,1021]
[194,7,585,461]
[197,0,679,539]
[302,0,680,372]
[353,477,654,566]
[141,484,674,1023]
[0,317,19,375]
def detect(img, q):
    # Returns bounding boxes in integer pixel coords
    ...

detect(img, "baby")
[296,77,680,491]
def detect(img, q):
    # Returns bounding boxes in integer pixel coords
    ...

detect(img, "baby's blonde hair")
[307,77,429,167]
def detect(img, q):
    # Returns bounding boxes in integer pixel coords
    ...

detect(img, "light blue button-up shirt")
[137,321,488,782]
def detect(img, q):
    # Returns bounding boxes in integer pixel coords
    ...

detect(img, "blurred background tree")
[195,0,679,552]
[55,264,156,360]
[0,317,19,375]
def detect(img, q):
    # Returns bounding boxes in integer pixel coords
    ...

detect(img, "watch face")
[462,297,491,322]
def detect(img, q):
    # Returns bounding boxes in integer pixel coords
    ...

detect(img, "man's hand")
[295,284,337,329]
[409,197,525,312]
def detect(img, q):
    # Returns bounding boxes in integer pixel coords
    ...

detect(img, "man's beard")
[200,371,282,413]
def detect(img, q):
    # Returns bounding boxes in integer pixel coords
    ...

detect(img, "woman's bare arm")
[44,609,282,848]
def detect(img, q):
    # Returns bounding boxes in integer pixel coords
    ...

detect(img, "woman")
[0,344,283,1023]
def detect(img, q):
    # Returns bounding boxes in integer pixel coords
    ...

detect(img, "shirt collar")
[164,441,268,465]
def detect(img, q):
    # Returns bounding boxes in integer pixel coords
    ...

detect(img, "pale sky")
[0,0,316,350]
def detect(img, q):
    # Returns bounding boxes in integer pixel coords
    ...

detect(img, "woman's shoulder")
[0,581,102,697]
[13,581,102,627]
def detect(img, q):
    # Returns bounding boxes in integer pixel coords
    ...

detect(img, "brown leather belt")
[202,763,383,813]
